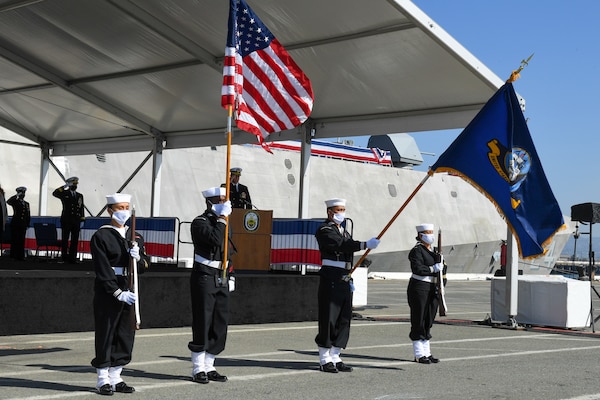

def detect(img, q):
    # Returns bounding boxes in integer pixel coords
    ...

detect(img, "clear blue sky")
[341,1,600,220]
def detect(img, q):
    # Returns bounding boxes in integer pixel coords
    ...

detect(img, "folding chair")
[34,223,62,259]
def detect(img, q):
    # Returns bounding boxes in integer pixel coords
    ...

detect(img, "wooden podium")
[229,209,272,271]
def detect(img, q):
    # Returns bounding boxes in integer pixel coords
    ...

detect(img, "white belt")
[194,254,227,269]
[322,260,351,269]
[411,273,434,283]
[112,266,126,276]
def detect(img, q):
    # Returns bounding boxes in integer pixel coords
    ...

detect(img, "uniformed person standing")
[314,198,380,373]
[90,193,150,396]
[407,223,442,364]
[189,186,234,384]
[0,184,8,242]
[222,167,252,209]
[53,177,85,263]
[6,186,30,261]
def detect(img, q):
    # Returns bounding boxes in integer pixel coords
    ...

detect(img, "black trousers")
[314,267,353,349]
[61,219,80,261]
[188,268,229,355]
[10,223,27,260]
[407,278,439,341]
[91,289,135,368]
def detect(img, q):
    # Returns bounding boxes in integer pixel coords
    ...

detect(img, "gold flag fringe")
[434,167,565,260]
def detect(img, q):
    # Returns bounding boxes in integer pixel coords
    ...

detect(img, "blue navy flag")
[431,82,565,258]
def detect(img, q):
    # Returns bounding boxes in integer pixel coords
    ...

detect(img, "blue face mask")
[420,233,435,245]
[332,212,345,225]
[112,209,131,225]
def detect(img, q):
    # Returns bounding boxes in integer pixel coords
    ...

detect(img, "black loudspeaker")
[571,203,600,223]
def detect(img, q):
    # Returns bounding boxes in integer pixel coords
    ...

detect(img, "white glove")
[213,201,233,217]
[117,291,137,305]
[63,184,70,190]
[432,263,442,273]
[228,276,236,292]
[366,237,380,249]
[128,243,140,261]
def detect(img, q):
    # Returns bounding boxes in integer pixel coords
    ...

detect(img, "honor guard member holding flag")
[189,186,234,384]
[222,167,252,209]
[6,186,30,261]
[90,193,150,396]
[407,223,442,364]
[314,198,380,373]
[53,176,85,263]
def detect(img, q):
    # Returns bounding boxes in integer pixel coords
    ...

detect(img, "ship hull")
[0,137,571,275]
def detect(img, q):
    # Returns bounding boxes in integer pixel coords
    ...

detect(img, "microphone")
[243,199,259,211]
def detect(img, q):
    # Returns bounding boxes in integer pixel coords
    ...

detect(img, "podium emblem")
[243,211,260,232]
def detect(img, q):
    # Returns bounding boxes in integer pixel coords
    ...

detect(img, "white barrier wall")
[491,275,591,328]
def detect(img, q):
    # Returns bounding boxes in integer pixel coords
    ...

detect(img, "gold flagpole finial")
[506,53,534,83]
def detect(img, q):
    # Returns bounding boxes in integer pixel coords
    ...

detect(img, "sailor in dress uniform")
[314,198,380,373]
[407,223,442,364]
[90,193,150,396]
[188,187,234,384]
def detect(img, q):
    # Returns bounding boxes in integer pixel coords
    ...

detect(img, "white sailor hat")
[416,223,434,232]
[230,167,242,175]
[66,176,79,184]
[202,187,225,198]
[16,186,27,192]
[106,193,132,204]
[325,198,346,208]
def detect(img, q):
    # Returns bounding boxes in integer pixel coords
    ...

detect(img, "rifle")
[437,228,448,317]
[128,206,141,330]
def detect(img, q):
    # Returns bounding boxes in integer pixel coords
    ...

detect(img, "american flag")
[221,0,314,152]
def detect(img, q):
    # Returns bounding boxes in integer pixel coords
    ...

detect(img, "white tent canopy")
[1,0,529,323]
[0,0,503,156]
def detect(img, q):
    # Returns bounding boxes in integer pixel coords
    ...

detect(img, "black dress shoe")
[415,356,432,364]
[97,383,114,396]
[319,362,338,373]
[207,370,228,382]
[114,381,135,393]
[335,362,353,372]
[192,372,209,384]
[428,355,440,363]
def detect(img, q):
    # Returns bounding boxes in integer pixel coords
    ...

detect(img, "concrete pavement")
[2,279,600,400]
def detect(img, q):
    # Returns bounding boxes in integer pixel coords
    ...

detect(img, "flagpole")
[222,105,233,283]
[506,53,534,83]
[504,54,533,328]
[344,170,433,280]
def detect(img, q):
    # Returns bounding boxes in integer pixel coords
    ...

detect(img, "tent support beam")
[298,125,313,219]
[38,145,50,216]
[150,138,164,217]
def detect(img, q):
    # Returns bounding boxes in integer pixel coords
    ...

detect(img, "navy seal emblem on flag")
[487,139,531,208]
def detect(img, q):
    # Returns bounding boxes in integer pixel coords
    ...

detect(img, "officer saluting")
[6,186,30,261]
[222,167,252,209]
[314,198,380,373]
[53,176,85,263]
